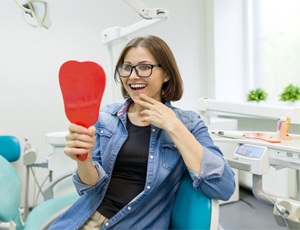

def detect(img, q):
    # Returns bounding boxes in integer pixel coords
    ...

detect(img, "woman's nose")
[129,67,140,79]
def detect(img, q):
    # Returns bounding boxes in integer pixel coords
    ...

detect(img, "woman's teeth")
[130,84,146,90]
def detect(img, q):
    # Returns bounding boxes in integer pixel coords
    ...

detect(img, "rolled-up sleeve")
[188,147,224,181]
[187,147,235,201]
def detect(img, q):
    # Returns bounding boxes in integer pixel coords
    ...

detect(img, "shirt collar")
[113,98,172,117]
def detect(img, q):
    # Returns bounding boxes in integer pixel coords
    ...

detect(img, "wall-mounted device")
[234,143,269,175]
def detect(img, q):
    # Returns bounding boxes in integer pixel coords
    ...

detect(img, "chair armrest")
[24,192,79,230]
[210,199,219,230]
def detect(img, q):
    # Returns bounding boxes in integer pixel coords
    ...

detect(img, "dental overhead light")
[101,0,170,45]
[15,0,51,29]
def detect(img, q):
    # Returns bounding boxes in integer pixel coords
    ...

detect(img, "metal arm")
[101,0,170,45]
[43,172,72,200]
[125,0,169,19]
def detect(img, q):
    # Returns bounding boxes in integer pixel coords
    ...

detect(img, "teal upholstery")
[170,171,217,229]
[0,135,218,229]
[23,171,217,230]
[0,136,23,228]
[24,192,79,230]
[0,155,23,227]
[0,135,20,162]
[0,147,79,230]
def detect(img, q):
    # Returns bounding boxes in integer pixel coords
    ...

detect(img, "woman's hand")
[134,94,180,131]
[135,94,204,174]
[64,123,96,162]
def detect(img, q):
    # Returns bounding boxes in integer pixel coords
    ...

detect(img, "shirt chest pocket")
[161,142,181,170]
[97,128,113,154]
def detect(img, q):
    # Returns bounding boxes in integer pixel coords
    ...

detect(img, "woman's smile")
[129,83,147,91]
[121,47,165,102]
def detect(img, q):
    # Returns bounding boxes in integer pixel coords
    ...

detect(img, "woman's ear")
[164,75,170,82]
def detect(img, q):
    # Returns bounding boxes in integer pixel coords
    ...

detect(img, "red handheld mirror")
[59,60,106,161]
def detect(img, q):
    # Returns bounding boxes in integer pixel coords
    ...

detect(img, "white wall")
[0,0,211,207]
[211,0,246,102]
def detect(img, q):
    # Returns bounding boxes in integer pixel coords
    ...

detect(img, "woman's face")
[120,46,168,102]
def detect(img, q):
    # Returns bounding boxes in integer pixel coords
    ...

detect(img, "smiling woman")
[117,46,167,103]
[114,36,183,103]
[0,1,214,221]
[48,35,236,230]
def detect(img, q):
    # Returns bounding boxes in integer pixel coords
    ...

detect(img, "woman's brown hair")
[114,35,183,102]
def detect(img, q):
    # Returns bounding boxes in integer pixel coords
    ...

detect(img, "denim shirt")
[49,99,235,230]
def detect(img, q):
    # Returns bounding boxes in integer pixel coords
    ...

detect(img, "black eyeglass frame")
[116,64,162,78]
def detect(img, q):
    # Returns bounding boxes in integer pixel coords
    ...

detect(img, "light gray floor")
[219,187,286,230]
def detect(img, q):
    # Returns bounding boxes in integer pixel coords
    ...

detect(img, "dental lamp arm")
[43,173,73,201]
[101,0,170,45]
[125,0,169,19]
[102,19,161,45]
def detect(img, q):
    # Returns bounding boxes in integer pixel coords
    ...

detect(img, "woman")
[49,35,235,230]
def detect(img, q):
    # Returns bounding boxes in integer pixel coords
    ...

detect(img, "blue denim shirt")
[49,99,235,230]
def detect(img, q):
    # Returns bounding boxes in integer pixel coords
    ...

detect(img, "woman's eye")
[139,65,151,70]
[123,65,131,71]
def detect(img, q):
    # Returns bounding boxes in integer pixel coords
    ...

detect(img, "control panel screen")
[235,144,266,160]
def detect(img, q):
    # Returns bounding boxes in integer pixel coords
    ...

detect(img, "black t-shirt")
[97,117,151,219]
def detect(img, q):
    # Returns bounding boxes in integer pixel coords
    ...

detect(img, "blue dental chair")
[0,135,20,162]
[170,170,219,229]
[0,136,79,230]
[0,136,23,228]
[0,135,218,230]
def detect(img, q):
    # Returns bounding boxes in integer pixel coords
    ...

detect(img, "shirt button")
[152,128,156,132]
[127,206,131,211]
[150,155,154,159]
[100,130,103,134]
[105,223,109,226]
[147,185,151,190]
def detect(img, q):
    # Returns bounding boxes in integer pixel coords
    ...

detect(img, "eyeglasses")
[116,64,162,78]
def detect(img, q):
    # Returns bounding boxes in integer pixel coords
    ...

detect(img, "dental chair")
[0,136,79,230]
[0,136,23,228]
[0,154,79,230]
[170,170,219,229]
[0,135,20,162]
[0,135,218,230]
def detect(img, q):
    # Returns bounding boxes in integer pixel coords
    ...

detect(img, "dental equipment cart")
[211,132,300,229]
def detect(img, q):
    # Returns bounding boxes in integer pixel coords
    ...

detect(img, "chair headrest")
[0,136,21,162]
